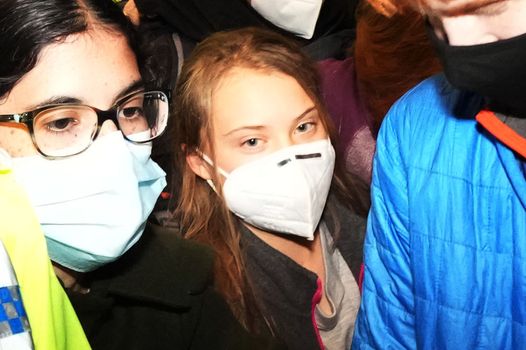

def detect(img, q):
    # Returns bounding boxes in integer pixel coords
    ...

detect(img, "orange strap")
[476,110,526,160]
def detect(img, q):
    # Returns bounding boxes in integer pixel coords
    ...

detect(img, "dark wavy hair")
[0,0,137,99]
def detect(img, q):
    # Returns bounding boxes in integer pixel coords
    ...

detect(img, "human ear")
[186,149,212,180]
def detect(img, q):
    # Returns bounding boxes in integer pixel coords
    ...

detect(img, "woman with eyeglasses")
[0,1,283,349]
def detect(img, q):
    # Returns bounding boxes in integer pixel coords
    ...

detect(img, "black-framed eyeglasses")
[0,90,169,159]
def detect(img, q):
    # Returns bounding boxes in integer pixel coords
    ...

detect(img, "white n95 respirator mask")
[11,131,166,272]
[204,139,335,240]
[250,0,324,39]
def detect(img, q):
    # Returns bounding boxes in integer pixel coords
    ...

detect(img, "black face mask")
[427,22,526,117]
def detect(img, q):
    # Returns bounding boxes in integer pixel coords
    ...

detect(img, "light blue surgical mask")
[11,131,166,272]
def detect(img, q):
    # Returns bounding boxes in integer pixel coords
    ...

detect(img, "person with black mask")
[351,0,526,349]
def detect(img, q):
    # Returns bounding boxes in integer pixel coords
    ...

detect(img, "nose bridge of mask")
[125,139,167,184]
[125,134,153,161]
[225,138,332,177]
[273,138,329,163]
[294,151,322,161]
[200,138,331,187]
[126,129,152,143]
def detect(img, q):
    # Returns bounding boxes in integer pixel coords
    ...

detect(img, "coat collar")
[85,223,214,309]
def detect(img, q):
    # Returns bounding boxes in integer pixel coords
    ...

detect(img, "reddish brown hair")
[354,0,442,130]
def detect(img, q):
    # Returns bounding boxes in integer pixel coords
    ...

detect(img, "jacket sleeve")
[352,101,416,349]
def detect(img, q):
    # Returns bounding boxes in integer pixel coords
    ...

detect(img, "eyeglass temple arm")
[0,114,22,123]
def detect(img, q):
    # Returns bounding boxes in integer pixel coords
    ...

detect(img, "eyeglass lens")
[32,91,168,157]
[33,106,97,157]
[118,92,168,142]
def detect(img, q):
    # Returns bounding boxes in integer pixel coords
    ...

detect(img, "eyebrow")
[26,79,145,111]
[113,79,145,102]
[27,96,82,111]
[222,106,317,137]
[293,106,317,123]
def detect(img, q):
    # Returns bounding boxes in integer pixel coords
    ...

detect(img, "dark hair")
[0,0,137,99]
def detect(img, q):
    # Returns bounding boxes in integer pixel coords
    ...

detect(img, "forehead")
[210,68,314,130]
[421,0,506,16]
[0,28,140,112]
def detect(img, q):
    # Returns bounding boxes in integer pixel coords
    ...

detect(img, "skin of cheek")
[0,124,37,157]
[433,1,526,45]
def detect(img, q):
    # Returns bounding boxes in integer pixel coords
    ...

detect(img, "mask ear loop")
[206,179,218,193]
[196,149,229,193]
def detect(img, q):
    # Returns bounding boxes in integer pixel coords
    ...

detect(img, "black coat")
[67,224,285,350]
[135,0,357,44]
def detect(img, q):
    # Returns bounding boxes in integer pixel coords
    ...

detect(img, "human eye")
[295,121,316,134]
[48,117,79,132]
[241,137,261,148]
[118,93,146,120]
[37,108,83,134]
[119,106,145,120]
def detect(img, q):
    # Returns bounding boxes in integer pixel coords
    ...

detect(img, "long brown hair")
[172,27,368,330]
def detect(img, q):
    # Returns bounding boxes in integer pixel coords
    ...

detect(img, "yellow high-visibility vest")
[0,157,91,350]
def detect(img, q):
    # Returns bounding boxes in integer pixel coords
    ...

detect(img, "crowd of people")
[0,0,525,349]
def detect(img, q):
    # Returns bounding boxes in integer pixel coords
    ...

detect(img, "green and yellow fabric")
[0,151,90,350]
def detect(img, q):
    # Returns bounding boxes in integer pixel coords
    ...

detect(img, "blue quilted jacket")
[353,74,526,349]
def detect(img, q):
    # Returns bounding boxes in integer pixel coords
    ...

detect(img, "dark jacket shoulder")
[68,223,285,350]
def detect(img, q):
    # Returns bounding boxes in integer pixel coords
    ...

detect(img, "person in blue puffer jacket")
[353,0,526,349]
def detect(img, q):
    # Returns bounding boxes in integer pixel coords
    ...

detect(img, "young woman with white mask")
[0,1,284,349]
[175,27,369,350]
